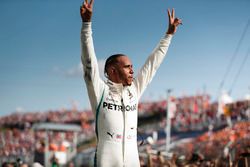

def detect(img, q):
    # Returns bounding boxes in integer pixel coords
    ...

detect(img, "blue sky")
[0,0,250,116]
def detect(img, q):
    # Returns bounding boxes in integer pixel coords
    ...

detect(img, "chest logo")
[107,132,114,138]
[127,90,133,100]
[103,102,137,112]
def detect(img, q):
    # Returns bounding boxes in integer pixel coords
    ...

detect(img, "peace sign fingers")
[80,0,94,22]
[167,8,182,34]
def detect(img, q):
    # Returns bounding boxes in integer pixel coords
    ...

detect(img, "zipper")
[121,97,126,166]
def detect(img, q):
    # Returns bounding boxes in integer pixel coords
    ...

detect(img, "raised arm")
[80,0,105,113]
[134,8,182,98]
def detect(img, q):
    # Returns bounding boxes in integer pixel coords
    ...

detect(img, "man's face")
[114,56,134,86]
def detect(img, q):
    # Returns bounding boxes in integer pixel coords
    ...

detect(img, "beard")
[117,68,133,86]
[124,77,133,86]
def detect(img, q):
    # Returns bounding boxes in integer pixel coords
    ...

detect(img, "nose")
[130,67,134,74]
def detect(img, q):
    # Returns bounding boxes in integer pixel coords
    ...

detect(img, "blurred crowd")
[139,94,250,133]
[137,95,250,167]
[138,121,250,167]
[0,94,250,166]
[0,110,95,165]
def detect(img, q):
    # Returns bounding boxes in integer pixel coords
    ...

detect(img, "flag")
[168,96,176,119]
[217,91,233,117]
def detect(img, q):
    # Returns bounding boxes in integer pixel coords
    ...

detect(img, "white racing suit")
[81,22,172,167]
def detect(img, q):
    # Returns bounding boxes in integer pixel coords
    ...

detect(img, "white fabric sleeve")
[134,34,173,99]
[81,22,105,112]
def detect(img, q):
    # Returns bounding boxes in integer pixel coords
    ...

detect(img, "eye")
[124,65,132,68]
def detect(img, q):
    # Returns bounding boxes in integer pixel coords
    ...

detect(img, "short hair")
[104,54,126,75]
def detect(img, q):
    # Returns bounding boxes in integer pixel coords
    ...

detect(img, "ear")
[110,67,117,74]
[105,66,115,78]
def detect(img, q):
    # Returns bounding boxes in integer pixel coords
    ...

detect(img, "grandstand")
[0,94,249,166]
[32,123,81,167]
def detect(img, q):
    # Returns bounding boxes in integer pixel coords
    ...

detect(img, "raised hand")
[167,8,182,35]
[80,0,94,22]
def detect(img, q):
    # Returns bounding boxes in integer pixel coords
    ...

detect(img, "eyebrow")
[123,64,133,68]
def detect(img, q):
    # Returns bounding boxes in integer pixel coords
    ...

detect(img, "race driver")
[80,0,182,166]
